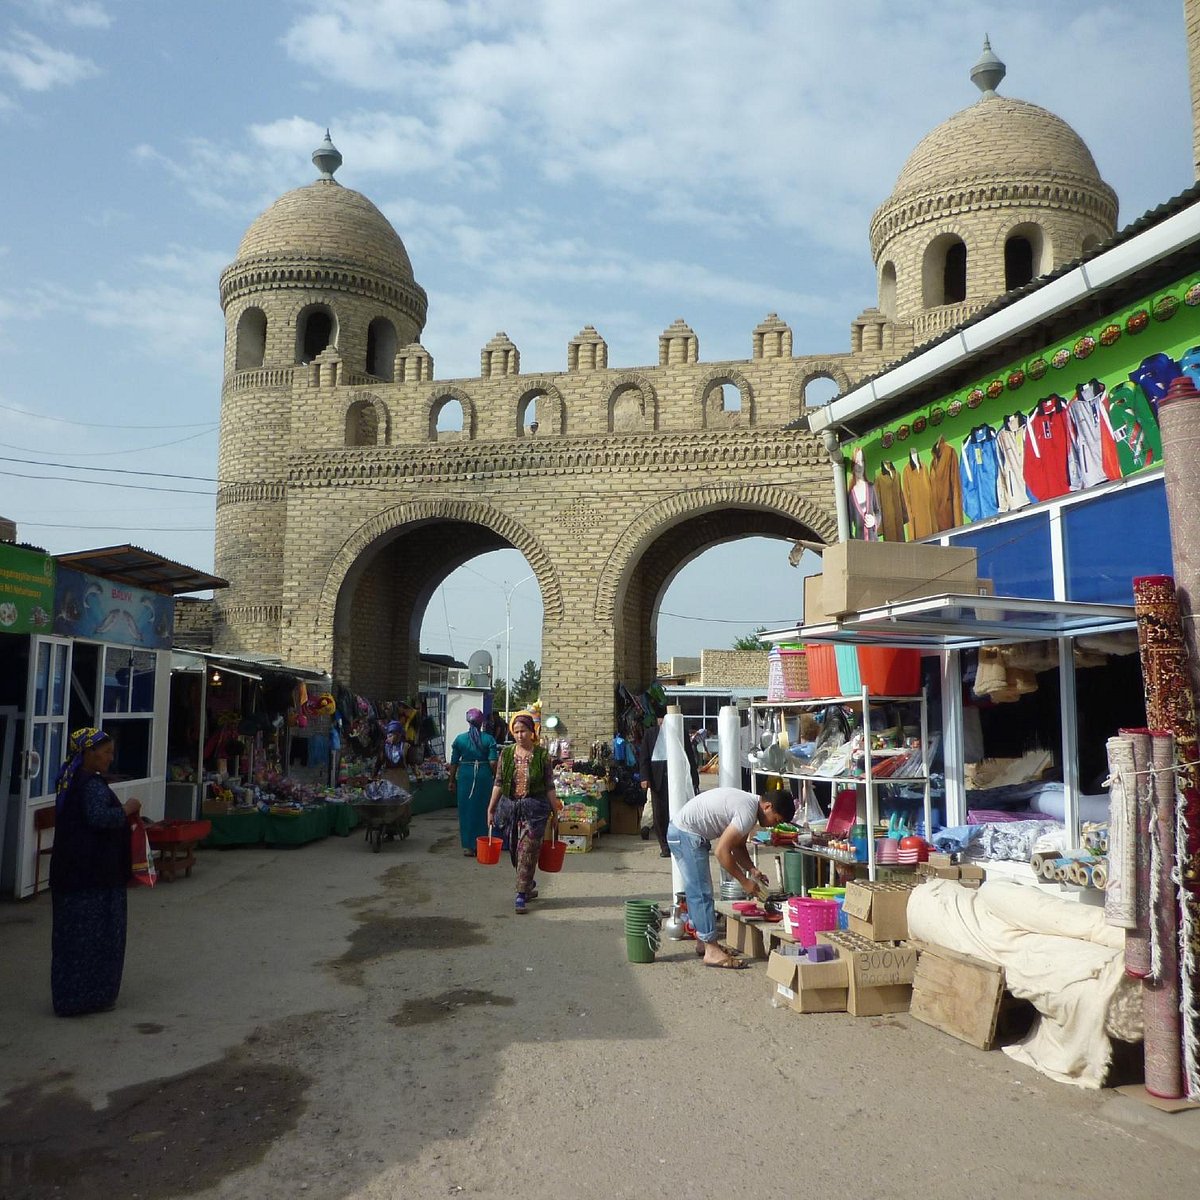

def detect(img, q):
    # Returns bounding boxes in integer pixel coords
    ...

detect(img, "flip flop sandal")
[703,956,749,970]
[695,943,739,958]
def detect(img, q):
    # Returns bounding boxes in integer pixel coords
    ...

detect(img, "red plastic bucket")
[538,839,567,873]
[476,834,503,865]
[858,647,921,695]
[806,644,840,697]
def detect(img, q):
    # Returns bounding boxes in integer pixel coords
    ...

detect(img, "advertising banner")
[0,544,55,634]
[846,272,1200,542]
[53,566,174,649]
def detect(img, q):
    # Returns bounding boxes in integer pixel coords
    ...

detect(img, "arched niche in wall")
[235,306,267,370]
[344,393,389,447]
[922,233,967,307]
[516,383,566,438]
[696,367,754,429]
[607,374,657,433]
[366,317,398,382]
[427,387,476,443]
[879,261,897,319]
[295,303,338,364]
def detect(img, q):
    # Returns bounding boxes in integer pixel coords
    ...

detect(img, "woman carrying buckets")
[486,711,563,914]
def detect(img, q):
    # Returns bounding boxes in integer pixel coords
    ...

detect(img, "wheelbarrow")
[351,798,413,852]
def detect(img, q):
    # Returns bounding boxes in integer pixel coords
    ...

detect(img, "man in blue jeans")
[667,787,795,970]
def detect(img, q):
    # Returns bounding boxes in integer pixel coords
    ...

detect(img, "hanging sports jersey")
[995,414,1030,512]
[1066,380,1120,490]
[1105,381,1162,475]
[1128,352,1179,415]
[960,424,1001,522]
[1024,395,1073,501]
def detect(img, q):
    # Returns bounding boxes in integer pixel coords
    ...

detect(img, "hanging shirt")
[1066,380,1120,490]
[995,417,1029,512]
[873,462,907,543]
[1024,396,1073,501]
[1105,381,1162,475]
[1129,352,1180,416]
[960,425,1001,522]
[901,455,938,540]
[929,436,965,532]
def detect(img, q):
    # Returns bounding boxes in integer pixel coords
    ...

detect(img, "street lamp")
[504,573,536,719]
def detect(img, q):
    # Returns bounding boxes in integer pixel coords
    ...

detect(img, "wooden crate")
[909,942,1006,1050]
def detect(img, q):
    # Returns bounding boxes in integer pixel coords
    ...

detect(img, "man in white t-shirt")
[667,786,795,970]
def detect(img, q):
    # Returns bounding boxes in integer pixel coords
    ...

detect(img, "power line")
[0,467,215,496]
[0,427,217,457]
[18,522,216,532]
[0,400,217,430]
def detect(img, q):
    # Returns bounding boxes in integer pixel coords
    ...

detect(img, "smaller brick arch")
[607,373,658,433]
[426,385,477,443]
[344,392,390,447]
[514,380,567,438]
[694,366,755,429]
[791,361,853,415]
[922,230,969,308]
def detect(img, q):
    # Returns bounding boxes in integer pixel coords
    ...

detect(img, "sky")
[1,0,1194,677]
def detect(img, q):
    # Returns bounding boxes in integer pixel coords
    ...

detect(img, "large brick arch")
[316,498,565,638]
[593,483,837,625]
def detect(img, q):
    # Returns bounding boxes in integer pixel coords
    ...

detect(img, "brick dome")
[892,96,1105,197]
[234,180,416,282]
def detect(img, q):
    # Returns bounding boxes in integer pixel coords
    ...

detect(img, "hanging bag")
[129,816,157,888]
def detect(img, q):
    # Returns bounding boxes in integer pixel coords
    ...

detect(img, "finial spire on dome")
[312,130,343,181]
[970,35,1006,98]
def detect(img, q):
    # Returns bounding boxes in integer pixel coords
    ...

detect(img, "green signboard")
[845,272,1200,542]
[0,544,56,634]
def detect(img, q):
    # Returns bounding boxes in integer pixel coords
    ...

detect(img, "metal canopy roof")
[172,650,328,682]
[54,544,227,596]
[762,593,1137,651]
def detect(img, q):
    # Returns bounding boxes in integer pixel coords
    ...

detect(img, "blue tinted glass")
[945,512,1053,599]
[1063,479,1173,604]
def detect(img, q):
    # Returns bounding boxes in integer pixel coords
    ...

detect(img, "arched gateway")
[216,68,1116,742]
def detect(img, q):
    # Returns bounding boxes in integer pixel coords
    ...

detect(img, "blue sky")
[0,0,1192,675]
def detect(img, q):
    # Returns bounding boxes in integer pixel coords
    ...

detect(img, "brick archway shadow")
[594,483,837,624]
[316,499,564,637]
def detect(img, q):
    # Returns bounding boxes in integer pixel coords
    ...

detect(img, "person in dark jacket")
[638,704,700,857]
[48,728,140,1016]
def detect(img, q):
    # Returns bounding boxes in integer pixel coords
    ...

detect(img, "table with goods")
[200,773,373,847]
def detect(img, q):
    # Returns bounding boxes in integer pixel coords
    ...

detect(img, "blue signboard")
[53,566,174,649]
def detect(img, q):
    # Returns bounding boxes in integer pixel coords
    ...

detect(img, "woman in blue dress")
[448,708,498,855]
[49,727,141,1016]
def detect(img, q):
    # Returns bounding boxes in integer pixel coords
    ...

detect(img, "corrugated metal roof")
[54,544,227,595]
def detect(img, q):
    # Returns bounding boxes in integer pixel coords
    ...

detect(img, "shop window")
[946,512,1054,599]
[366,317,397,381]
[296,305,335,364]
[879,261,897,318]
[235,307,267,370]
[101,647,155,780]
[1062,479,1173,604]
[104,717,151,782]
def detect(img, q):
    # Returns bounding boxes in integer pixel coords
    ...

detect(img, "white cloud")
[0,30,98,91]
[18,0,111,29]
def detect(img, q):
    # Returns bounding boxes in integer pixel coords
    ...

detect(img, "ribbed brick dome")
[893,96,1103,196]
[235,180,416,282]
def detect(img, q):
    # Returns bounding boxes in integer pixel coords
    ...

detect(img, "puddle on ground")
[427,834,459,855]
[390,987,515,1027]
[135,1022,165,1035]
[327,915,488,985]
[0,1052,308,1200]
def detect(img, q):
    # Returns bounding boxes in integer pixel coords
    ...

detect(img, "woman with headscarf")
[486,711,562,913]
[448,708,499,855]
[375,719,411,794]
[48,727,141,1016]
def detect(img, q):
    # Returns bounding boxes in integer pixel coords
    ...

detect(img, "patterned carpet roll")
[1104,734,1137,929]
[1120,727,1153,979]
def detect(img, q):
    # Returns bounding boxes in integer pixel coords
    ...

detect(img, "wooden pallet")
[909,941,1006,1050]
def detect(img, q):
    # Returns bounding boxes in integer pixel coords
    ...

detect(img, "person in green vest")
[486,711,562,914]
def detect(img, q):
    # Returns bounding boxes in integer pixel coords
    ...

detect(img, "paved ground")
[2,809,1199,1200]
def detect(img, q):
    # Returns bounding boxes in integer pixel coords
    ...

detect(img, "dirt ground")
[2,809,1199,1200]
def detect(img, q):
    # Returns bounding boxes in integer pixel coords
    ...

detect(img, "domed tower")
[869,39,1118,349]
[214,133,427,656]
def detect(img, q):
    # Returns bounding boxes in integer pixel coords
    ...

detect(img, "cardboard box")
[558,818,599,837]
[817,541,982,619]
[927,852,955,868]
[804,574,826,627]
[766,949,849,1013]
[607,798,642,836]
[817,929,916,1016]
[723,913,769,960]
[931,865,961,880]
[842,880,915,942]
[560,833,593,853]
[958,865,987,889]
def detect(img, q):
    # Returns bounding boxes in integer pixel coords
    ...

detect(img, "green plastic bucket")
[783,850,805,896]
[626,932,657,963]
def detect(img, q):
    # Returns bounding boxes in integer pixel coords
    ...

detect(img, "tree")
[732,627,768,652]
[511,659,541,709]
[492,678,509,715]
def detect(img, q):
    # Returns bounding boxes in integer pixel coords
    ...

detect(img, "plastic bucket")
[806,644,839,698]
[476,834,503,865]
[783,849,805,896]
[858,647,921,695]
[834,644,862,695]
[538,838,567,873]
[626,932,657,963]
